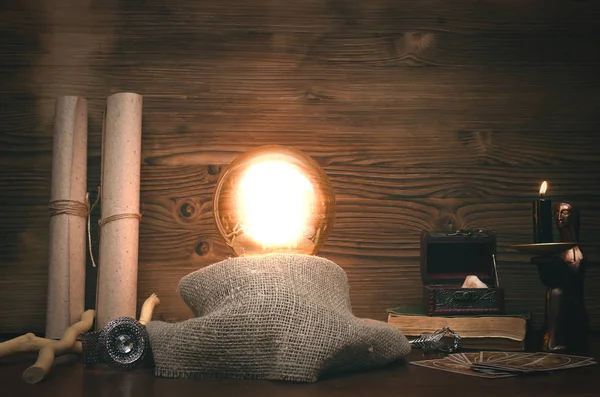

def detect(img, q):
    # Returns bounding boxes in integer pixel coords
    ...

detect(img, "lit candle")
[533,181,553,243]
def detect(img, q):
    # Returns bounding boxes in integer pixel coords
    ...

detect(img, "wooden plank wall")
[1,0,599,334]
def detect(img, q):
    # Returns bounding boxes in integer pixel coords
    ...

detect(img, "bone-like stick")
[0,333,53,358]
[22,309,95,384]
[139,293,160,325]
[0,332,82,359]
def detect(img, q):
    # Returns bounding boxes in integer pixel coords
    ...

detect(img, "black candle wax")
[533,197,553,243]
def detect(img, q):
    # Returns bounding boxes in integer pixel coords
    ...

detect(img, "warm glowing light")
[213,145,335,256]
[237,160,316,249]
[539,181,548,196]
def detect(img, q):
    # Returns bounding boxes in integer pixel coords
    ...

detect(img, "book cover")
[387,306,530,320]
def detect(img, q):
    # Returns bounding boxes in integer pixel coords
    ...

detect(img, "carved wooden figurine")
[533,203,589,353]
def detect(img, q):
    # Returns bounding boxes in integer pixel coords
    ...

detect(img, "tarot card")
[410,358,515,379]
[446,353,472,366]
[495,352,595,371]
[472,351,534,364]
[472,352,596,373]
[536,353,597,369]
[448,351,524,366]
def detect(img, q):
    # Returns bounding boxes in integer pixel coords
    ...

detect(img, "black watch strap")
[81,330,103,364]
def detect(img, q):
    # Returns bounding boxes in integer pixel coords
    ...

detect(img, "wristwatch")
[81,317,151,370]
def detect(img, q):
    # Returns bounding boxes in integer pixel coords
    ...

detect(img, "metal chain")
[409,327,461,353]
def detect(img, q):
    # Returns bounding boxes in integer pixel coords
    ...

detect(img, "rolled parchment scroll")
[46,96,88,339]
[96,92,143,329]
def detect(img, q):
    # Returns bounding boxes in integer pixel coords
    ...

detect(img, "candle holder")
[510,242,579,257]
[511,202,589,354]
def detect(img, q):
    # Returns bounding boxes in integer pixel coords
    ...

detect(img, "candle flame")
[539,181,548,196]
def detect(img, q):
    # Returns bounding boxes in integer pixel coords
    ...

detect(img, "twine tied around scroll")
[49,187,142,268]
[87,187,142,267]
[49,194,96,267]
[48,199,89,219]
[98,212,142,228]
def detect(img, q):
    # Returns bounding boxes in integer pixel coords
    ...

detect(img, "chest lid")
[420,229,498,286]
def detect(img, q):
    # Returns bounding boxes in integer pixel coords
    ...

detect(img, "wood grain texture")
[1,0,599,334]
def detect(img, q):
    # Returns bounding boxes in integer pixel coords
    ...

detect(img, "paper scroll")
[46,96,88,339]
[96,92,143,329]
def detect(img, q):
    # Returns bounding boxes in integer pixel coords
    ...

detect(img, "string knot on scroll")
[48,199,89,219]
[98,212,142,228]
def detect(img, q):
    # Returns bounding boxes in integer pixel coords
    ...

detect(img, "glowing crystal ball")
[213,145,335,256]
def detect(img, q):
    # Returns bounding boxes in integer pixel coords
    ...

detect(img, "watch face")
[98,317,150,370]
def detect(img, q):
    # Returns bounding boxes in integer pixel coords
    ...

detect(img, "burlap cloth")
[146,253,411,382]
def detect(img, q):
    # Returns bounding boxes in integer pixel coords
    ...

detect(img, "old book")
[458,337,525,351]
[387,307,530,351]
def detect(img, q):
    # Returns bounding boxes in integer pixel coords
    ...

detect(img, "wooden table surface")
[1,335,598,397]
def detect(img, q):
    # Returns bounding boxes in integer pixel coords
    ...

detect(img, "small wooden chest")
[420,229,504,316]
